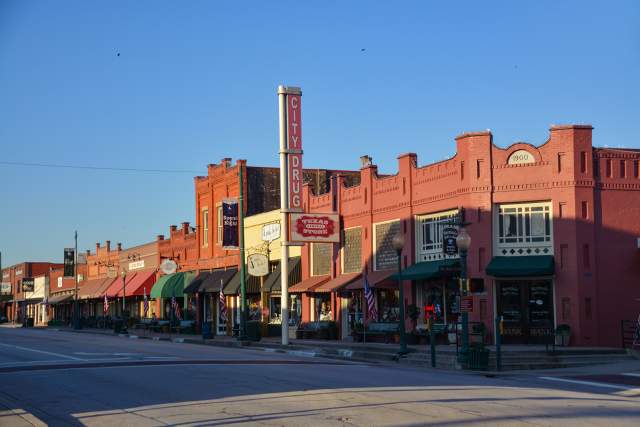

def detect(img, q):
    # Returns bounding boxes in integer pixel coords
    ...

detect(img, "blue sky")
[1,1,639,266]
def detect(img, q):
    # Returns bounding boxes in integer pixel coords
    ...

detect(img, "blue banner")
[222,199,239,249]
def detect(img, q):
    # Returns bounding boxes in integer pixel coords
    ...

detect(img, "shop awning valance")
[166,272,195,297]
[223,270,261,295]
[313,272,361,293]
[262,257,302,293]
[122,269,156,297]
[288,275,330,293]
[394,259,460,281]
[200,269,237,293]
[78,278,114,300]
[183,272,210,294]
[486,255,555,277]
[346,270,396,291]
[103,273,136,298]
[48,293,73,305]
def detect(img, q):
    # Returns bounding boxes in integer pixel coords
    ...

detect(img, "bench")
[355,322,400,343]
[296,321,338,340]
[171,320,195,334]
[134,318,155,331]
[150,320,170,333]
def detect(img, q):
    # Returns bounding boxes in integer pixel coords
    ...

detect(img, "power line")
[0,161,202,174]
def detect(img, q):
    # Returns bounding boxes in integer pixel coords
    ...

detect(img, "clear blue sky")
[1,1,639,267]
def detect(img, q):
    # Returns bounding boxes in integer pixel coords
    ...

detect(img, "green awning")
[486,255,555,277]
[150,273,182,298]
[394,259,460,281]
[165,272,195,297]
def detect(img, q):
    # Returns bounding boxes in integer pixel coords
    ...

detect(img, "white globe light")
[456,228,471,251]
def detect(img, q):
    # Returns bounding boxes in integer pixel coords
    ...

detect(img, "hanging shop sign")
[287,93,303,211]
[460,296,474,313]
[22,277,35,292]
[247,253,269,277]
[442,226,458,256]
[0,283,11,294]
[290,213,340,243]
[222,198,239,249]
[160,259,178,275]
[261,222,281,242]
[64,248,75,277]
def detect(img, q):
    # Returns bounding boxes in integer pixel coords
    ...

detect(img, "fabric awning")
[163,272,195,297]
[200,269,237,293]
[122,269,156,297]
[78,278,114,300]
[288,275,330,293]
[223,270,261,295]
[183,272,210,294]
[48,293,73,304]
[103,274,136,298]
[394,259,460,281]
[346,270,396,290]
[262,257,302,293]
[313,272,361,293]
[486,255,555,277]
[151,273,180,298]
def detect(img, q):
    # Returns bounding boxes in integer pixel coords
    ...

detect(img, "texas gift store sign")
[290,213,339,243]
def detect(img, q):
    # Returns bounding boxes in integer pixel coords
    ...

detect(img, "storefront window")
[416,280,460,328]
[497,202,553,255]
[415,210,459,262]
[377,289,399,322]
[248,295,261,321]
[289,294,301,326]
[313,294,332,321]
[269,296,281,323]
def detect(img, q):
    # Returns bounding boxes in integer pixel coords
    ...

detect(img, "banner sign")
[460,296,474,313]
[22,277,35,292]
[290,213,339,243]
[0,283,10,294]
[247,253,269,277]
[442,226,458,256]
[287,94,303,210]
[64,248,75,277]
[222,198,239,249]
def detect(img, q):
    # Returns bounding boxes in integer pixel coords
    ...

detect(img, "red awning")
[288,275,330,293]
[313,272,361,293]
[345,270,396,290]
[77,278,108,300]
[103,274,135,298]
[121,269,156,297]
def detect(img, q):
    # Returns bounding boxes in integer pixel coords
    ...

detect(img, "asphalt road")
[0,326,639,426]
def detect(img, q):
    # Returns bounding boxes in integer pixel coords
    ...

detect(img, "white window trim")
[341,226,362,274]
[493,201,554,256]
[372,219,401,272]
[202,207,209,248]
[216,204,223,245]
[414,209,459,263]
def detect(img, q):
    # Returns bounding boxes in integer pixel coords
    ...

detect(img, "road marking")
[0,343,83,360]
[539,376,638,391]
[623,373,640,378]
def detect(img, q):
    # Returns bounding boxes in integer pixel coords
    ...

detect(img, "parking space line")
[623,373,640,378]
[539,376,638,391]
[0,343,83,361]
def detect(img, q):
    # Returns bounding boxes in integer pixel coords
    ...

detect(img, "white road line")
[0,343,83,361]
[539,376,635,391]
[623,373,640,378]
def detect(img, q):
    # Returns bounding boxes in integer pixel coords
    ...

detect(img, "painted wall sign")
[21,277,35,292]
[287,94,303,210]
[128,260,145,270]
[261,222,281,242]
[442,226,459,256]
[247,253,269,277]
[16,269,23,276]
[507,149,535,165]
[222,198,239,249]
[290,213,339,243]
[64,248,75,277]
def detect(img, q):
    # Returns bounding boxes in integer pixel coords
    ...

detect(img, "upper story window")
[374,220,400,271]
[216,205,223,244]
[495,202,553,256]
[415,209,459,262]
[202,208,209,247]
[311,243,331,276]
[342,227,362,273]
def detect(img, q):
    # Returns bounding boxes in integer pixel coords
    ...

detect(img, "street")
[0,327,638,426]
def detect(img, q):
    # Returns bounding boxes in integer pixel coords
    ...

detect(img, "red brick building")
[1,262,62,323]
[293,125,640,347]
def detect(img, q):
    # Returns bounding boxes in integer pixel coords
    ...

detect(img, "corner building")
[296,125,640,347]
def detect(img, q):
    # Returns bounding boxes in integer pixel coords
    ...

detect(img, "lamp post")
[392,233,408,355]
[456,227,471,366]
[121,269,126,312]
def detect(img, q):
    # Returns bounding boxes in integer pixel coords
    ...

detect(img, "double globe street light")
[455,227,472,366]
[392,233,408,355]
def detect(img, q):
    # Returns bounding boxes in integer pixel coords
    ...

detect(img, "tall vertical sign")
[64,248,75,277]
[222,198,239,249]
[287,94,303,210]
[278,85,303,346]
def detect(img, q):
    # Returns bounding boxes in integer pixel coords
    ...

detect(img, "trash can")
[113,319,123,334]
[202,322,212,339]
[246,320,262,342]
[468,347,490,370]
[26,317,34,328]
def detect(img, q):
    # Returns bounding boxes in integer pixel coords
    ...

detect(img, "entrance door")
[497,280,554,344]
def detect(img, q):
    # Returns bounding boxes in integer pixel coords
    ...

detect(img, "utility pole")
[74,230,80,329]
[238,162,247,340]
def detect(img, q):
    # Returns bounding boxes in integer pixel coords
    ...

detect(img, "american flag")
[219,289,227,322]
[171,296,182,320]
[364,273,377,322]
[143,287,149,317]
[103,294,109,314]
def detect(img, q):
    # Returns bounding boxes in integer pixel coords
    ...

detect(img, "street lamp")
[121,269,127,333]
[456,227,471,366]
[392,233,408,355]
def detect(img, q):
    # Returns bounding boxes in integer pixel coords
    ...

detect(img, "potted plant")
[555,324,571,346]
